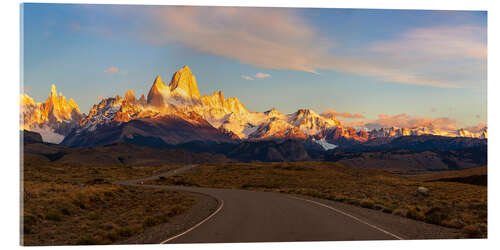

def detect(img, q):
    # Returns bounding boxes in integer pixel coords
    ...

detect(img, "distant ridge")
[22,66,487,146]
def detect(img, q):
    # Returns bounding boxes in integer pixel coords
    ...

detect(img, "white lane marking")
[160,199,225,244]
[289,196,405,240]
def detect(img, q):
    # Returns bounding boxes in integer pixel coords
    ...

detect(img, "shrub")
[89,212,100,220]
[462,224,484,238]
[105,232,118,242]
[382,207,393,214]
[392,208,408,217]
[45,213,62,221]
[142,216,157,227]
[60,207,71,215]
[23,224,32,234]
[23,215,36,234]
[442,218,465,229]
[346,199,361,206]
[114,227,135,238]
[360,199,375,209]
[406,206,424,221]
[424,207,449,225]
[168,205,186,217]
[77,238,99,245]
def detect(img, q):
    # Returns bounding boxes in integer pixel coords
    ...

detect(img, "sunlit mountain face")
[21,66,487,147]
[21,85,83,143]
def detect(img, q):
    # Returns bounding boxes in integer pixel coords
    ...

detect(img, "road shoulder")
[118,189,219,244]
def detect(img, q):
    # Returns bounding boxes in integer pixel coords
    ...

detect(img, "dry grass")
[148,162,487,238]
[23,155,182,184]
[411,166,487,181]
[22,155,193,245]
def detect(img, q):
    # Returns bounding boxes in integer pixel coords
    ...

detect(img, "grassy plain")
[22,155,193,245]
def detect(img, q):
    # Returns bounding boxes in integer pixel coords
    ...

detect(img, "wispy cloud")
[255,73,271,79]
[465,123,487,132]
[147,7,332,74]
[104,66,118,74]
[104,66,127,75]
[137,7,485,88]
[347,113,459,131]
[369,25,486,61]
[241,75,254,81]
[242,72,271,80]
[321,109,365,119]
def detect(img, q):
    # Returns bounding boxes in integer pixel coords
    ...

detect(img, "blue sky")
[21,4,487,129]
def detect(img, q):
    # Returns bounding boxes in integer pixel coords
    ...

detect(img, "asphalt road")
[114,165,457,243]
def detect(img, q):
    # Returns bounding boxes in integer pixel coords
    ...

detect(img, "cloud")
[347,113,458,131]
[105,67,118,74]
[147,7,332,74]
[104,67,127,75]
[255,73,271,79]
[139,7,485,88]
[242,73,271,80]
[362,25,486,88]
[241,75,254,81]
[321,109,365,119]
[464,123,487,133]
[369,25,486,61]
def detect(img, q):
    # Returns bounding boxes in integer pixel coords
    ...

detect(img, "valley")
[21,66,488,243]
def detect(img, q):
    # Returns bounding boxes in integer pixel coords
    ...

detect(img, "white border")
[1,0,498,250]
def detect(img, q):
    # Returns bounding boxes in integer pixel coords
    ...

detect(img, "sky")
[21,3,487,130]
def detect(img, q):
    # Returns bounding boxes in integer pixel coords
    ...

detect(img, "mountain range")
[21,66,487,147]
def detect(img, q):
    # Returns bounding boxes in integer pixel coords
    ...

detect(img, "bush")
[424,207,449,225]
[406,206,425,221]
[142,216,157,227]
[105,232,118,242]
[360,199,375,209]
[114,227,135,238]
[72,199,86,209]
[462,224,484,238]
[89,212,100,220]
[45,213,62,221]
[346,199,361,206]
[442,218,465,229]
[382,207,393,214]
[392,208,408,217]
[77,238,99,245]
[168,205,186,217]
[61,207,72,215]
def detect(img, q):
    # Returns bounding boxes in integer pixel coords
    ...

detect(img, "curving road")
[114,165,459,243]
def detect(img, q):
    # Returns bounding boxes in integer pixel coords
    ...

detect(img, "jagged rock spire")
[169,65,201,99]
[147,75,169,107]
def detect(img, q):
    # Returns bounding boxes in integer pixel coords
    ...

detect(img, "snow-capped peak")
[287,109,340,135]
